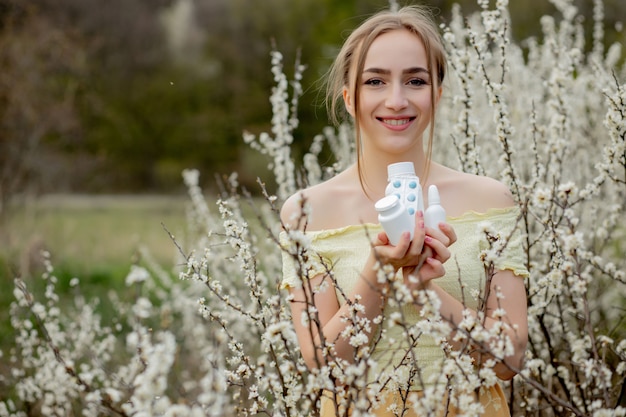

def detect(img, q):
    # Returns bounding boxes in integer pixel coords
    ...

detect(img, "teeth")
[382,118,410,126]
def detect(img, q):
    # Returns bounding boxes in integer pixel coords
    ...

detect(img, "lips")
[378,117,415,126]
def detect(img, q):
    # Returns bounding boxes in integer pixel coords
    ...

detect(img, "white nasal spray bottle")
[424,185,446,229]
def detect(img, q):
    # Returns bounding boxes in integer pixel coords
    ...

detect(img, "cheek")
[417,94,435,115]
[357,92,378,114]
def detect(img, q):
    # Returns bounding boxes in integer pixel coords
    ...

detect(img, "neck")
[357,151,429,199]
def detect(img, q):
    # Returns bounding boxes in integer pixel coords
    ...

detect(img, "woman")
[280,5,528,416]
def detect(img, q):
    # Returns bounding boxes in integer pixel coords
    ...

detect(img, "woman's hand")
[426,221,457,248]
[372,211,427,272]
[411,222,456,285]
[372,213,457,288]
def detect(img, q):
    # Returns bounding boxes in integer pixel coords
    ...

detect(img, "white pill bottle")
[374,195,414,246]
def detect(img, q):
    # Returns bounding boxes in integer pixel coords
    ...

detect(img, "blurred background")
[1,0,624,207]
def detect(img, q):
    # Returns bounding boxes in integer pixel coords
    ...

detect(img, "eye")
[408,78,429,87]
[364,78,384,86]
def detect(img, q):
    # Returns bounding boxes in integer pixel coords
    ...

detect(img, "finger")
[374,231,389,246]
[407,257,446,287]
[424,226,446,245]
[393,231,414,253]
[408,212,426,253]
[407,236,425,258]
[424,236,451,263]
[438,222,457,245]
[425,222,457,247]
[424,257,446,277]
[419,245,434,261]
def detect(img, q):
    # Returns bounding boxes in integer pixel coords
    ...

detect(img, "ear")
[342,86,355,117]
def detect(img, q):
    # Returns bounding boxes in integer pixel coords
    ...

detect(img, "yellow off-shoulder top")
[280,206,529,388]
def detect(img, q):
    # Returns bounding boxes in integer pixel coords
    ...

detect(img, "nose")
[385,84,408,110]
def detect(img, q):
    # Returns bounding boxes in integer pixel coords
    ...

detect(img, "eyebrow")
[362,67,430,75]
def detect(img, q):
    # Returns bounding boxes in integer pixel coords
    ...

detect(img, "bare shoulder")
[280,173,355,231]
[280,187,325,231]
[434,166,515,216]
[280,190,307,230]
[463,172,514,208]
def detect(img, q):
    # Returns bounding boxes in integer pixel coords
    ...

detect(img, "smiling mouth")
[379,118,415,126]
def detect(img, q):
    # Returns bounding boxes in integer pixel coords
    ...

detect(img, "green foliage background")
[0,0,624,196]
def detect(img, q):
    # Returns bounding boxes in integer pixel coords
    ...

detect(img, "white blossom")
[3,2,626,415]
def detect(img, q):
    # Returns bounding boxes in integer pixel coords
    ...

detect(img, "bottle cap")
[375,195,401,212]
[387,162,416,179]
[428,185,441,205]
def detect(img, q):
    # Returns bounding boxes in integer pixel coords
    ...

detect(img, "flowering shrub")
[2,0,625,416]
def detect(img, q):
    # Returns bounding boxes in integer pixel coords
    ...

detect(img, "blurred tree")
[0,0,622,198]
[0,1,86,216]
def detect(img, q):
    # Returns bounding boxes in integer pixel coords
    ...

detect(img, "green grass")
[0,194,191,350]
[2,194,189,277]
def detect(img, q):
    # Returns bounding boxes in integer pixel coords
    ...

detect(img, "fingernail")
[425,236,432,243]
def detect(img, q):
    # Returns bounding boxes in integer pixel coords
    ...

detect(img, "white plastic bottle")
[385,162,424,220]
[375,195,414,245]
[424,185,446,229]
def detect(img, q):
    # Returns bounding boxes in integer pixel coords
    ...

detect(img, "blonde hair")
[325,5,447,189]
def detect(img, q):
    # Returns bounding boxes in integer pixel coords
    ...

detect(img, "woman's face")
[344,29,438,157]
